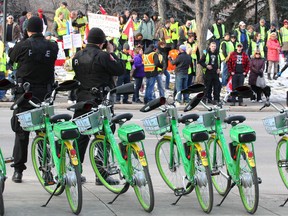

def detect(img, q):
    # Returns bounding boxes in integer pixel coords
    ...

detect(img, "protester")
[266,32,281,80]
[37,8,48,28]
[53,12,69,58]
[169,16,179,49]
[211,18,226,48]
[138,12,155,50]
[234,21,250,53]
[54,1,70,21]
[278,19,288,76]
[179,20,192,44]
[5,15,21,44]
[132,47,145,103]
[249,32,265,58]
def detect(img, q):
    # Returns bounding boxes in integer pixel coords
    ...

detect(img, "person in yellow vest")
[54,1,70,21]
[169,16,179,49]
[255,18,269,42]
[179,20,192,45]
[199,42,221,104]
[131,11,141,34]
[0,41,8,101]
[219,33,234,87]
[230,34,240,51]
[184,32,199,86]
[143,44,163,103]
[119,15,128,50]
[234,21,250,53]
[72,10,88,40]
[211,18,226,49]
[247,25,255,40]
[53,12,69,58]
[267,23,282,44]
[248,32,265,58]
[278,20,288,76]
[115,43,133,104]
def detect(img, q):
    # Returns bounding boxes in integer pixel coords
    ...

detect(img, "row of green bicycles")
[0,79,288,215]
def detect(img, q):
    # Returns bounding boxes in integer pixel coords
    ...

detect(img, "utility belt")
[14,77,53,94]
[79,85,110,99]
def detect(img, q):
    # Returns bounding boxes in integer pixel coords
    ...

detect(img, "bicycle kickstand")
[171,182,193,206]
[280,197,288,207]
[108,182,129,205]
[216,182,236,207]
[41,183,61,207]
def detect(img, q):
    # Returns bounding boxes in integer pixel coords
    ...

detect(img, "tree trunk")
[268,0,278,26]
[195,0,212,84]
[157,0,166,21]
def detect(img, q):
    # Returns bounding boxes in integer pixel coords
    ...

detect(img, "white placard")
[57,42,66,59]
[63,34,82,49]
[88,13,120,38]
[72,34,82,48]
[63,35,72,49]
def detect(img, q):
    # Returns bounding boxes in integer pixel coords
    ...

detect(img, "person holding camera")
[72,27,125,184]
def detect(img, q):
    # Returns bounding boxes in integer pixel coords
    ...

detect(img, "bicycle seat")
[178,114,199,124]
[224,115,246,124]
[111,113,133,124]
[50,114,72,123]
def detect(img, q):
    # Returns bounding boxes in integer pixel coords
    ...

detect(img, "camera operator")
[72,27,125,184]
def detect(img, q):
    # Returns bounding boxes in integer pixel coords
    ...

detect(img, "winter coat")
[266,38,281,62]
[248,58,265,86]
[139,18,155,40]
[133,54,145,78]
[227,51,250,75]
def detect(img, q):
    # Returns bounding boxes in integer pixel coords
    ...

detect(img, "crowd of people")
[0,2,288,106]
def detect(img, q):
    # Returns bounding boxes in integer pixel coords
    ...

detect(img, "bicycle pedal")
[174,187,189,196]
[211,170,220,176]
[278,160,288,168]
[257,177,262,184]
[44,181,56,186]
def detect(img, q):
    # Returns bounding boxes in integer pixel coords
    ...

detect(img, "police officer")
[72,27,125,184]
[9,17,59,183]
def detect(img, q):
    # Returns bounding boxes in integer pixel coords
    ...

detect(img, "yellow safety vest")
[161,28,172,44]
[75,17,88,36]
[180,25,191,39]
[219,40,234,61]
[142,52,163,72]
[212,23,225,40]
[133,20,141,31]
[280,27,288,43]
[202,53,221,74]
[250,40,265,57]
[259,26,266,41]
[119,52,132,71]
[235,29,250,46]
[56,18,67,36]
[170,22,179,40]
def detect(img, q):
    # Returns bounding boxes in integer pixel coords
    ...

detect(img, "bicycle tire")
[130,145,154,212]
[194,151,213,213]
[207,138,231,195]
[89,138,128,194]
[62,146,82,215]
[31,136,64,195]
[238,146,259,214]
[276,139,288,189]
[155,138,193,193]
[0,179,4,216]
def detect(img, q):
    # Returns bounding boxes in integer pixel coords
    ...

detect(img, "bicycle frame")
[0,149,6,179]
[207,108,256,185]
[165,106,208,184]
[98,105,148,185]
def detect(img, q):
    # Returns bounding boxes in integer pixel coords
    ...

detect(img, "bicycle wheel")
[207,138,231,195]
[31,136,64,195]
[194,151,213,213]
[89,138,128,194]
[130,144,154,212]
[62,145,82,215]
[0,179,4,216]
[276,139,288,189]
[238,146,259,214]
[155,138,193,193]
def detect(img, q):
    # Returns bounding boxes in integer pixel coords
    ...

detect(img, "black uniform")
[9,33,58,173]
[72,43,125,163]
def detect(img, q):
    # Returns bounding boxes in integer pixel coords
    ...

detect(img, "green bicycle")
[12,80,82,215]
[261,101,288,207]
[0,148,13,216]
[141,84,213,213]
[198,86,259,214]
[72,83,155,212]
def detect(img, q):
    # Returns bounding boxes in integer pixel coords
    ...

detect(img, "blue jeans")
[175,73,188,102]
[155,74,165,97]
[0,72,6,99]
[116,73,130,102]
[144,76,156,103]
[163,70,170,89]
[221,62,228,86]
[133,77,143,102]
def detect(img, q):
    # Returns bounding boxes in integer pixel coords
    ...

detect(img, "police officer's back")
[9,17,59,183]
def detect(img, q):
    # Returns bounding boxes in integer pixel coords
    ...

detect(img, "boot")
[267,73,272,80]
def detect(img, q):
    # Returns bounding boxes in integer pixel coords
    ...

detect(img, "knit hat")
[239,21,246,26]
[284,19,288,25]
[27,17,43,32]
[87,28,106,44]
[44,31,52,37]
[123,43,130,50]
[38,8,43,13]
[179,44,186,51]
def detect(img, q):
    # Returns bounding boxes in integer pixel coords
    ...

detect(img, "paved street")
[0,108,287,216]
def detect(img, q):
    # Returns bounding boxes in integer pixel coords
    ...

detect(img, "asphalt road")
[0,108,287,216]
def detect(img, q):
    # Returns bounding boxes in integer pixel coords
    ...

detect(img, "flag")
[123,18,134,51]
[84,23,90,43]
[99,4,107,15]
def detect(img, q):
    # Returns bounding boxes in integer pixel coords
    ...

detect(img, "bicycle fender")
[241,144,255,168]
[64,141,79,166]
[131,144,147,167]
[194,143,209,167]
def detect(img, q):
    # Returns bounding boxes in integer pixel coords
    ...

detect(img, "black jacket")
[170,52,192,74]
[72,44,125,101]
[9,33,58,84]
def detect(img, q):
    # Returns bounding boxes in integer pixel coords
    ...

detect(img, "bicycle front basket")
[142,112,170,135]
[72,110,103,135]
[262,112,288,135]
[16,106,54,131]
